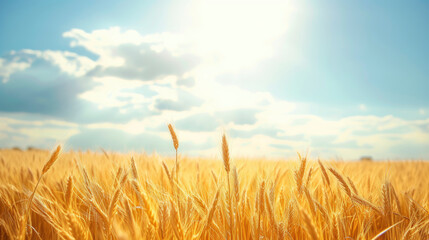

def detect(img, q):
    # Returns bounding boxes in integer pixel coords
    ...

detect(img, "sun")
[184,0,301,71]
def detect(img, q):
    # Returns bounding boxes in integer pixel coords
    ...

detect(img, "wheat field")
[0,127,428,239]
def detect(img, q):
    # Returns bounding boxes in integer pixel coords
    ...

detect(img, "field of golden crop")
[0,131,428,239]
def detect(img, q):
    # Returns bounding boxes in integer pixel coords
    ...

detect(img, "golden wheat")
[0,128,428,239]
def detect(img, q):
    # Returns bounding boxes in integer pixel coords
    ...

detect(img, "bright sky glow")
[0,0,428,159]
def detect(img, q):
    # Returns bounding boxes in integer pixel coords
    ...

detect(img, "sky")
[0,0,428,159]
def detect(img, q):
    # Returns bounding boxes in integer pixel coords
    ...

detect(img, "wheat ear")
[168,123,179,151]
[295,154,307,193]
[130,157,139,180]
[232,167,240,202]
[65,175,73,209]
[222,134,230,173]
[329,167,352,197]
[42,145,61,174]
[318,159,331,186]
[351,194,383,215]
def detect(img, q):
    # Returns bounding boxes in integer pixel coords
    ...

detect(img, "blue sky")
[0,0,428,159]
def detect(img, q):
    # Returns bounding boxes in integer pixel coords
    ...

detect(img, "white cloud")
[0,49,95,82]
[0,56,32,82]
[1,24,428,159]
[38,50,96,77]
[78,76,148,108]
[63,27,144,55]
[55,27,298,119]
[63,28,188,68]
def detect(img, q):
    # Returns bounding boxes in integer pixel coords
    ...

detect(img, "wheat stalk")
[329,167,352,197]
[257,180,265,238]
[202,188,220,237]
[170,199,184,240]
[19,145,62,240]
[295,154,307,193]
[66,212,88,240]
[124,198,136,236]
[168,124,181,216]
[222,134,230,173]
[158,202,168,239]
[232,166,240,202]
[42,145,61,174]
[301,208,319,240]
[168,124,179,151]
[65,175,73,209]
[90,197,109,227]
[303,187,316,216]
[222,134,234,239]
[347,176,359,195]
[318,159,330,186]
[389,182,402,214]
[130,157,139,180]
[264,191,277,234]
[108,186,122,224]
[130,179,157,228]
[192,194,208,214]
[161,161,172,184]
[351,194,383,215]
[305,167,313,188]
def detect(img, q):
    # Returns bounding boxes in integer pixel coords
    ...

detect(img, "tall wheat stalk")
[19,145,61,240]
[222,134,234,240]
[168,124,179,181]
[257,180,265,239]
